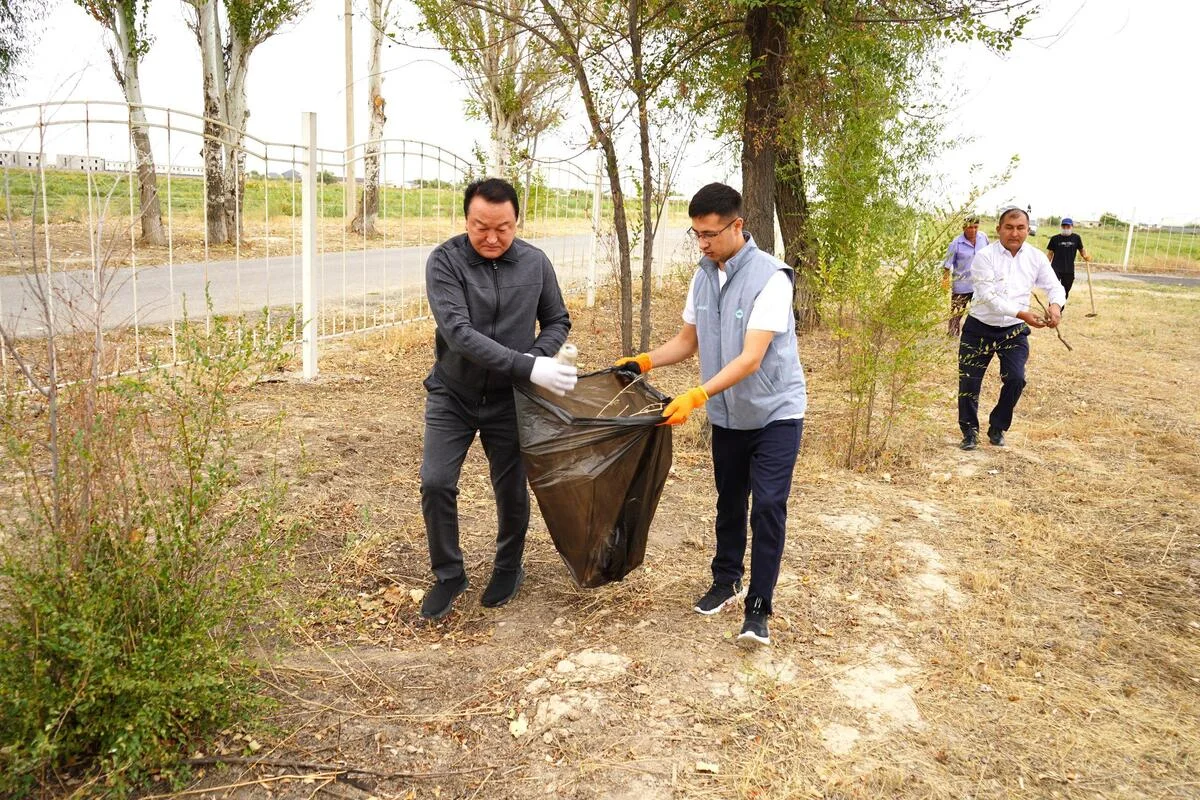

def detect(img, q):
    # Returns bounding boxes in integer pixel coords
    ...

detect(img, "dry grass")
[148,276,1199,799]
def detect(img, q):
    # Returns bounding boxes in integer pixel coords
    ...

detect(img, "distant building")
[56,154,107,171]
[0,151,43,168]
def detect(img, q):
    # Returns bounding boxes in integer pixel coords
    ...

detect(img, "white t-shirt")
[682,268,793,332]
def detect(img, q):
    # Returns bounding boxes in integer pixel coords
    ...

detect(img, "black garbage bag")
[514,368,672,588]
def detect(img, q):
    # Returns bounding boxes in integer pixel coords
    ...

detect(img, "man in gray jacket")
[616,183,806,647]
[419,178,576,621]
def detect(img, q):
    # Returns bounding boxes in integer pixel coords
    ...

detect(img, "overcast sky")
[7,0,1198,223]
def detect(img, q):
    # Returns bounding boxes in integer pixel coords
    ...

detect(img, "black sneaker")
[480,566,525,608]
[419,574,469,621]
[987,428,1006,447]
[960,432,978,451]
[693,580,745,615]
[737,596,770,647]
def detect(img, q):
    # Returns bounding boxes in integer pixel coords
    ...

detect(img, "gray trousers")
[419,378,529,581]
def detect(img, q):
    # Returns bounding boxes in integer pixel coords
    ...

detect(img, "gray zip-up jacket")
[425,233,571,403]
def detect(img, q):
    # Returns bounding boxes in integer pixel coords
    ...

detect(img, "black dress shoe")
[420,574,469,621]
[987,428,1006,446]
[481,566,525,608]
[960,432,978,451]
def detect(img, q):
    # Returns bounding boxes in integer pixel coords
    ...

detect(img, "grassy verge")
[150,273,1199,799]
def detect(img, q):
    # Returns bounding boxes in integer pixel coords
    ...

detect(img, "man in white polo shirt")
[613,183,806,648]
[958,206,1066,450]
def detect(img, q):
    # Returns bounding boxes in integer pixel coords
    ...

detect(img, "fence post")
[1122,217,1135,272]
[588,154,601,308]
[655,199,667,290]
[301,112,319,379]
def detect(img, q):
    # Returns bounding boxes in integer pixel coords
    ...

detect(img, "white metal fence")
[0,101,693,390]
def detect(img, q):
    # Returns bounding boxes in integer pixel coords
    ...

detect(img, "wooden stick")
[1084,258,1098,316]
[1031,295,1073,351]
[183,755,499,780]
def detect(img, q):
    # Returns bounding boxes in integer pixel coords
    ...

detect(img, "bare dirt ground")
[171,276,1199,800]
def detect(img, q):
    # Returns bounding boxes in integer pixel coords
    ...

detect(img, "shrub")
[819,212,945,468]
[0,310,287,795]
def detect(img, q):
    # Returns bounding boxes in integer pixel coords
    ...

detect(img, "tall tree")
[451,0,723,350]
[185,0,310,244]
[351,0,392,236]
[78,0,167,246]
[739,4,788,256]
[692,0,1035,324]
[414,0,572,179]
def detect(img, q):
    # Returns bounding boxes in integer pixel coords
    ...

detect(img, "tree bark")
[110,5,165,246]
[776,146,820,329]
[352,0,387,237]
[196,0,228,245]
[741,4,786,254]
[223,39,251,245]
[631,0,655,351]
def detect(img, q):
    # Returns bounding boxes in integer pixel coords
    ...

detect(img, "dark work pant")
[1054,268,1075,299]
[710,419,803,614]
[958,316,1030,437]
[420,380,529,582]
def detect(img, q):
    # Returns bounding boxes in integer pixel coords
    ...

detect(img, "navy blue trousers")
[420,377,529,581]
[958,316,1030,437]
[710,419,803,614]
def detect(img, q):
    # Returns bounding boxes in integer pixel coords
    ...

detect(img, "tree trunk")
[223,41,251,245]
[197,0,228,245]
[631,0,655,351]
[776,146,820,329]
[490,113,514,178]
[110,9,165,246]
[352,0,387,237]
[741,4,786,254]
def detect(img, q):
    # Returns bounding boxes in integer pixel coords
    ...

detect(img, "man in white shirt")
[958,206,1066,450]
[613,183,807,648]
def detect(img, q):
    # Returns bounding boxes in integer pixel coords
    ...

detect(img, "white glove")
[529,355,577,396]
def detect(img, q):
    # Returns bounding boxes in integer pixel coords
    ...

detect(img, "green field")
[0,167,604,223]
[957,215,1200,273]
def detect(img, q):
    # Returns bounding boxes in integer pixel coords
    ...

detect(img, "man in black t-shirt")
[1045,217,1091,299]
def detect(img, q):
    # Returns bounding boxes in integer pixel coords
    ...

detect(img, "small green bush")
[0,310,287,795]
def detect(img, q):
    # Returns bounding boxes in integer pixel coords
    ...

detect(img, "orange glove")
[614,352,653,375]
[941,271,951,292]
[661,386,708,426]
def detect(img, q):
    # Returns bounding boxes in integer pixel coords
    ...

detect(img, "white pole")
[344,0,356,224]
[587,154,601,308]
[1122,208,1135,271]
[301,112,319,379]
[655,198,667,290]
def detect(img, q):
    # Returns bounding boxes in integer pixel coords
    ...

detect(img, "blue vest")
[692,235,808,430]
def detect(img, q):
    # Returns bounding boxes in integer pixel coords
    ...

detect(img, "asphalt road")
[2,249,1187,339]
[1091,270,1200,288]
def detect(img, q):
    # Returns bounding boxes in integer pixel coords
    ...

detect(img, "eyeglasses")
[686,217,740,242]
